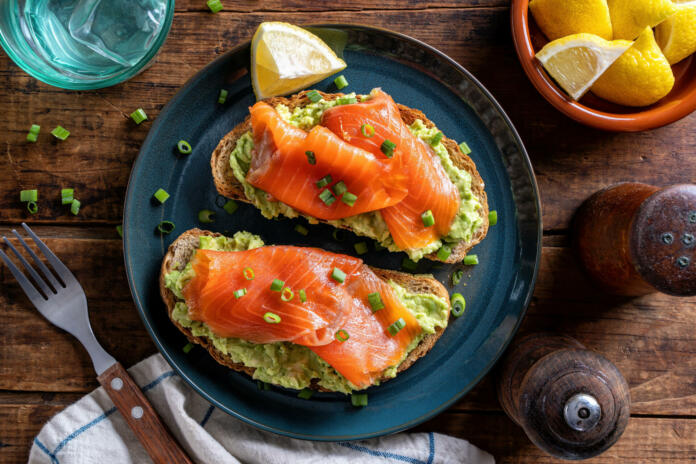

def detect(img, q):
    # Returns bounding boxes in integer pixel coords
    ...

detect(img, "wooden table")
[1,1,695,462]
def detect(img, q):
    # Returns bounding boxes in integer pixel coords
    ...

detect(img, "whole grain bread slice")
[211,90,489,263]
[159,228,451,392]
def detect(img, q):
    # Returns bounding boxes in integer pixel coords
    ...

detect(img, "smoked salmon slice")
[182,246,422,388]
[322,90,461,250]
[246,102,408,221]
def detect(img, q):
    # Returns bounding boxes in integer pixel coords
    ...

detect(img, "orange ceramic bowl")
[511,0,696,132]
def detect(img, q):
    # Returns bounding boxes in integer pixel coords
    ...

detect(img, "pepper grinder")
[497,333,630,460]
[573,183,696,296]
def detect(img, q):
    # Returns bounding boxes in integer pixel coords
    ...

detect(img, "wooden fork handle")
[98,362,194,464]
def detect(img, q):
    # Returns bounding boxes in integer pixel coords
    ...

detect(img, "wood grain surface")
[1,1,695,463]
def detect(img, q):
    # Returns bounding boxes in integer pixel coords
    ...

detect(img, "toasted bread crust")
[159,228,451,392]
[211,91,489,263]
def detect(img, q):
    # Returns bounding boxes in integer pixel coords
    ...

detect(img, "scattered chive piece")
[243,267,255,280]
[316,174,332,189]
[29,124,40,134]
[341,192,357,207]
[70,199,80,215]
[198,209,216,223]
[298,388,313,400]
[451,293,466,317]
[430,131,444,146]
[305,150,316,165]
[452,269,464,286]
[368,292,385,312]
[61,188,74,205]
[294,224,309,236]
[206,0,223,13]
[130,108,148,124]
[177,140,192,155]
[437,245,452,261]
[332,180,348,197]
[351,393,368,407]
[334,75,349,90]
[360,123,375,138]
[335,329,350,342]
[281,287,294,302]
[337,95,357,105]
[332,229,345,241]
[51,126,70,140]
[463,254,479,266]
[459,142,472,155]
[263,312,281,323]
[374,241,386,251]
[234,288,247,299]
[299,289,307,303]
[319,189,336,206]
[306,90,321,103]
[157,220,175,234]
[331,267,346,284]
[270,279,284,292]
[27,201,38,214]
[387,318,406,336]
[183,342,194,354]
[354,241,368,255]
[223,199,238,215]
[26,132,38,143]
[153,188,170,204]
[27,124,40,142]
[116,225,123,238]
[20,189,38,202]
[381,139,396,157]
[488,210,498,226]
[401,257,417,272]
[217,89,228,104]
[421,210,435,227]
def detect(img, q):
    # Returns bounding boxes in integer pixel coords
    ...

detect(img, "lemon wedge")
[607,0,677,40]
[251,22,347,99]
[536,33,632,100]
[592,27,675,107]
[655,1,696,65]
[529,0,613,41]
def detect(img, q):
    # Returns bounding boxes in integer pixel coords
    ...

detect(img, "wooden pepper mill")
[573,183,696,296]
[497,333,630,460]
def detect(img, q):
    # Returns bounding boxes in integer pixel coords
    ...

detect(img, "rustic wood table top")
[2,1,696,463]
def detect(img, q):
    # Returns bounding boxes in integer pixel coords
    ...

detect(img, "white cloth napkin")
[29,354,494,464]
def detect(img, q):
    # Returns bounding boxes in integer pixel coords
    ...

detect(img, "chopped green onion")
[281,287,294,302]
[451,293,466,317]
[463,255,479,266]
[51,126,70,140]
[429,132,444,146]
[332,229,345,241]
[381,139,396,157]
[206,0,223,13]
[337,95,357,105]
[299,289,307,303]
[20,189,37,202]
[263,312,281,323]
[421,210,435,227]
[153,188,170,204]
[316,174,332,189]
[335,329,350,342]
[130,108,148,124]
[257,380,271,390]
[332,180,348,197]
[198,209,216,223]
[354,241,368,255]
[61,188,74,205]
[319,189,336,206]
[459,142,472,155]
[306,90,321,103]
[334,75,349,89]
[374,242,386,251]
[217,89,228,104]
[401,257,417,272]
[270,279,284,292]
[157,220,175,234]
[26,132,38,143]
[298,388,313,399]
[183,342,194,354]
[351,393,368,407]
[488,210,498,226]
[70,199,80,215]
[116,225,123,238]
[437,245,452,261]
[331,267,346,283]
[234,288,247,299]
[27,124,40,142]
[360,124,375,138]
[223,199,238,214]
[27,201,38,214]
[341,192,357,207]
[451,270,464,286]
[294,224,309,236]
[305,150,316,165]
[177,140,192,154]
[368,292,384,312]
[243,267,255,280]
[387,318,406,336]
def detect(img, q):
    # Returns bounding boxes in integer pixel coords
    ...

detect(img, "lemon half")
[529,0,613,41]
[655,1,696,65]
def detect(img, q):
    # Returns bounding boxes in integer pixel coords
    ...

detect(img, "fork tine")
[0,248,47,306]
[2,237,54,297]
[12,229,63,290]
[21,223,75,285]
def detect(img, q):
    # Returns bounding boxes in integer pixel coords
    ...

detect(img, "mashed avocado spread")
[164,231,449,394]
[229,90,484,261]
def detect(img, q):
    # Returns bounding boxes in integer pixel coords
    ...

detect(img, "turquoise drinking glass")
[0,0,175,90]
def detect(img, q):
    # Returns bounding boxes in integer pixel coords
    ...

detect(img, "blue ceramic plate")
[124,25,541,441]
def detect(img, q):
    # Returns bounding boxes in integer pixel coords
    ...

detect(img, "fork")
[1,223,192,464]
